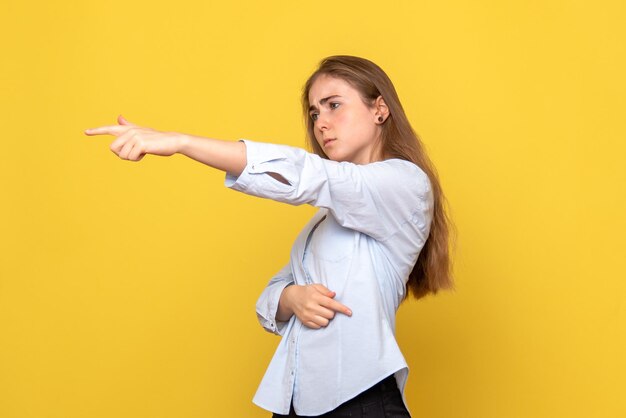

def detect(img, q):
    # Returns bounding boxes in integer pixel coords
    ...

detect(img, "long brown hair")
[301,55,456,300]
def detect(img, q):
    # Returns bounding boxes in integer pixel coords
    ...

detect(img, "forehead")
[308,75,358,103]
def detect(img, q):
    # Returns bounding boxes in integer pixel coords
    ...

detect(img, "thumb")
[117,114,136,126]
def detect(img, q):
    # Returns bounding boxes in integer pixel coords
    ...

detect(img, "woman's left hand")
[85,115,183,161]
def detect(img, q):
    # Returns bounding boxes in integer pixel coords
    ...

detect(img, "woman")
[85,55,454,417]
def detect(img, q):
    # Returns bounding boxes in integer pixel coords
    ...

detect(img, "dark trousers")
[272,374,411,417]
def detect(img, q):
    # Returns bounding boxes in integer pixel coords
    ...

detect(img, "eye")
[330,102,340,109]
[310,112,319,121]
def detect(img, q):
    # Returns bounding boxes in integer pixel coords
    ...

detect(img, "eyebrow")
[308,95,342,113]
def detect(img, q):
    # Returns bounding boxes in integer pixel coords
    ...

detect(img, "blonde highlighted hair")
[301,55,456,300]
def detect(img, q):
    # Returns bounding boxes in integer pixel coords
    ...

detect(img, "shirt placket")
[289,213,327,407]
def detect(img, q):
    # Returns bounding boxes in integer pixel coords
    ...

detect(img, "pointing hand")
[85,115,183,161]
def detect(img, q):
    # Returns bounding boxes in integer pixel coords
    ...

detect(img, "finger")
[128,141,145,161]
[119,139,135,160]
[322,298,352,316]
[311,315,330,327]
[304,321,321,330]
[126,132,146,161]
[303,304,335,321]
[110,129,136,155]
[311,284,335,297]
[318,316,331,327]
[109,133,127,156]
[317,304,339,319]
[118,114,138,127]
[84,125,129,136]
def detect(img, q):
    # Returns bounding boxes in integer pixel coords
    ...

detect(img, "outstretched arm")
[84,115,247,176]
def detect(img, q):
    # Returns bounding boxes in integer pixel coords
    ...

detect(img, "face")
[308,74,383,164]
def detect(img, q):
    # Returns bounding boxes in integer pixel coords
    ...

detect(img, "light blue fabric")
[225,139,434,416]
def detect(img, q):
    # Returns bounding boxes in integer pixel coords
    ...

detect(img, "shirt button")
[251,164,256,170]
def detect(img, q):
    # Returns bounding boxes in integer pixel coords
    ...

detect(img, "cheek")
[335,111,349,126]
[346,108,370,126]
[336,111,362,134]
[344,112,372,136]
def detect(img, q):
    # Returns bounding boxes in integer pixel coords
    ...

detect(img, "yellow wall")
[1,1,624,417]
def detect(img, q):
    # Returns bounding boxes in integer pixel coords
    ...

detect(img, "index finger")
[84,125,128,136]
[321,297,352,316]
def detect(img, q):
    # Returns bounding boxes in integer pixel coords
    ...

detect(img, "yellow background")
[1,0,624,417]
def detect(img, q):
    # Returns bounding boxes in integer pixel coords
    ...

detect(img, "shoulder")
[364,158,432,195]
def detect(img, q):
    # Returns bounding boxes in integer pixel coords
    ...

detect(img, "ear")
[374,95,389,123]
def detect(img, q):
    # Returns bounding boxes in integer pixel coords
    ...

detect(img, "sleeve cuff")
[224,139,294,194]
[257,280,294,336]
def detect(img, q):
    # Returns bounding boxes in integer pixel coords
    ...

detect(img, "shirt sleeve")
[255,263,294,336]
[225,139,434,242]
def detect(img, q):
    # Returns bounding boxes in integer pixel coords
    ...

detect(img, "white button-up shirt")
[225,139,434,416]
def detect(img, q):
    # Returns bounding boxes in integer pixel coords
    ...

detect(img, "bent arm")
[256,264,295,336]
[278,284,353,329]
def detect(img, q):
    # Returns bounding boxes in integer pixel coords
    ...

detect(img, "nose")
[315,111,330,132]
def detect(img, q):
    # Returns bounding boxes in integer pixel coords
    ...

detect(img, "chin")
[324,151,342,162]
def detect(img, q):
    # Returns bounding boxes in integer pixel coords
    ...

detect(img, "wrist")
[175,133,191,155]
[281,284,295,310]
[277,284,296,321]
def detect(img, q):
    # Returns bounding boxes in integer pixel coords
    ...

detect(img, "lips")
[323,138,336,147]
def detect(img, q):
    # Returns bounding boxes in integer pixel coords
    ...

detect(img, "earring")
[378,116,384,123]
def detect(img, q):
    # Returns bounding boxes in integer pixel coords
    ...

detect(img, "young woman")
[85,55,454,417]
